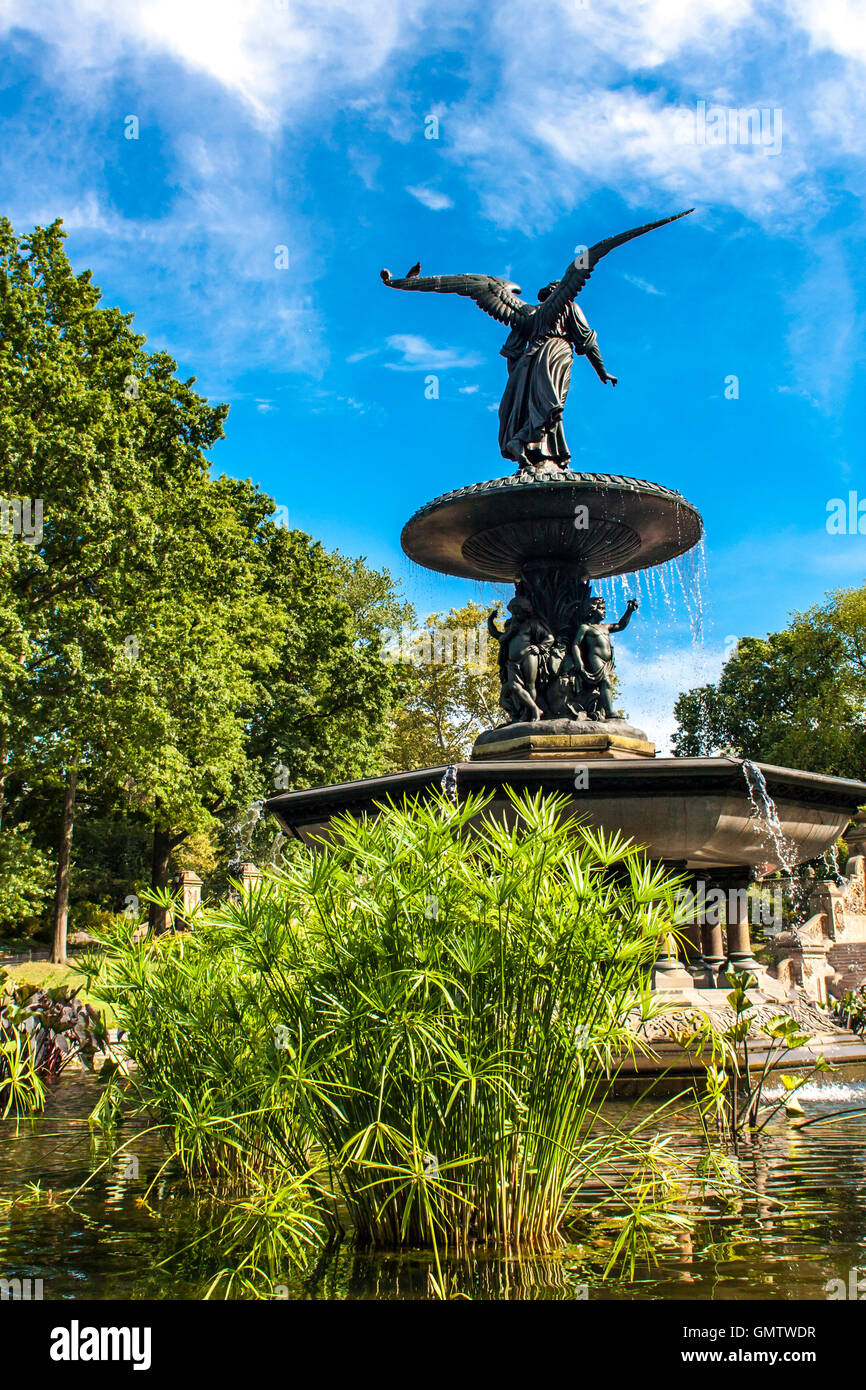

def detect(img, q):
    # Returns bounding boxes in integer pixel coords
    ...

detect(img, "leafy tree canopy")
[672,584,866,781]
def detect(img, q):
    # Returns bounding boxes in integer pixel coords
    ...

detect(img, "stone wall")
[767,856,866,1004]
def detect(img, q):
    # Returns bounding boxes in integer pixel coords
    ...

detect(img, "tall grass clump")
[92,789,686,1258]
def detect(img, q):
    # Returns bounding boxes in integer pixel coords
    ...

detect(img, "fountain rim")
[266,755,866,833]
[400,468,704,582]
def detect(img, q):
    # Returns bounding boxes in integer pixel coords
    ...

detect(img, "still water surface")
[1,1071,865,1300]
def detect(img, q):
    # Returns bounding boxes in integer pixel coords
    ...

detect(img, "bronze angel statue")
[381,209,692,472]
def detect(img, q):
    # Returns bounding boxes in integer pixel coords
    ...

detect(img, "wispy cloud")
[406,185,454,211]
[385,334,482,371]
[623,273,664,295]
[4,0,866,417]
[617,643,730,751]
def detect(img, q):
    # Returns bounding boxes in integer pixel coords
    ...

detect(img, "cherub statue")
[487,597,554,723]
[569,595,639,720]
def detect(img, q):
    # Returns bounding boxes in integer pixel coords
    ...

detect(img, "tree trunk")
[51,763,78,964]
[149,827,173,932]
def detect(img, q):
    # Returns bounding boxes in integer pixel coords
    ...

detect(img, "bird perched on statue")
[380,263,421,284]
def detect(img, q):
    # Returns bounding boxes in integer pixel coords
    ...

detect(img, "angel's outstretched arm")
[570,305,617,386]
[380,271,532,329]
[540,209,693,323]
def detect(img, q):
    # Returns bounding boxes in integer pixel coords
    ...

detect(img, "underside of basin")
[267,756,866,872]
[400,470,703,582]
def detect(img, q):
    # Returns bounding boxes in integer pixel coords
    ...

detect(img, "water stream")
[440,764,458,802]
[742,760,800,877]
[741,760,848,936]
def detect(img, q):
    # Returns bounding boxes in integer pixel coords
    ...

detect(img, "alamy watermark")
[1,1275,43,1300]
[673,881,784,931]
[380,623,488,671]
[687,100,783,155]
[826,492,866,535]
[825,1267,866,1299]
[0,497,43,546]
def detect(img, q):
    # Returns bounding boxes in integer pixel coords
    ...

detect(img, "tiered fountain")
[267,210,866,1067]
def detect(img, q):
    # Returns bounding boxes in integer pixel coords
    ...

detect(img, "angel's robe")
[498,300,606,465]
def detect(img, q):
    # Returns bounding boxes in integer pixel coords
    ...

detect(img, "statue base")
[471,717,655,762]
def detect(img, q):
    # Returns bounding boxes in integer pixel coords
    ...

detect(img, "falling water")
[822,844,845,886]
[229,798,266,869]
[742,760,798,875]
[266,829,287,868]
[441,764,458,803]
[741,760,823,936]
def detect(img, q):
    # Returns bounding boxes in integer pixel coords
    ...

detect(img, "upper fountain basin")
[400,470,704,582]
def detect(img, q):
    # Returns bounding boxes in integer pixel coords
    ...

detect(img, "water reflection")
[1,1070,865,1300]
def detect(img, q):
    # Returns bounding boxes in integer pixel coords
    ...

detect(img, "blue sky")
[2,0,865,745]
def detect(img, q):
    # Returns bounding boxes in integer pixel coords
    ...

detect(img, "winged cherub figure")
[381,210,692,472]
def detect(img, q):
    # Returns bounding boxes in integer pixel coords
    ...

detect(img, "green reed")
[92,789,687,1259]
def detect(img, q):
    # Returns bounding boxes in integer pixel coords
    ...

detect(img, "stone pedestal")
[810,880,847,941]
[165,869,203,930]
[472,717,654,762]
[652,931,695,989]
[178,870,202,918]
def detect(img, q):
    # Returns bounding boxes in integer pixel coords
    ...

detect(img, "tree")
[384,601,503,769]
[0,218,228,957]
[245,532,405,797]
[672,584,866,781]
[0,218,408,947]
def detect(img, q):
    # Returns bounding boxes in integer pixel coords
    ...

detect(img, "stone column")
[687,871,724,983]
[845,810,866,913]
[238,861,263,894]
[177,870,202,922]
[651,860,695,989]
[716,869,760,973]
[699,916,726,982]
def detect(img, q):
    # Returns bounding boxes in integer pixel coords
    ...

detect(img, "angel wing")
[380,271,532,328]
[538,209,694,325]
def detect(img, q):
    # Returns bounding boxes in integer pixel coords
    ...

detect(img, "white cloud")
[5,0,866,395]
[617,641,729,751]
[790,0,866,64]
[784,237,864,410]
[6,0,866,234]
[406,185,454,211]
[0,0,443,127]
[623,273,665,295]
[385,334,482,371]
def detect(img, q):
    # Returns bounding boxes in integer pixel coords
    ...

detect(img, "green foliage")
[0,217,407,943]
[672,584,866,778]
[0,823,53,934]
[91,790,688,1264]
[0,968,109,1114]
[837,985,866,1035]
[384,601,504,768]
[679,970,830,1150]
